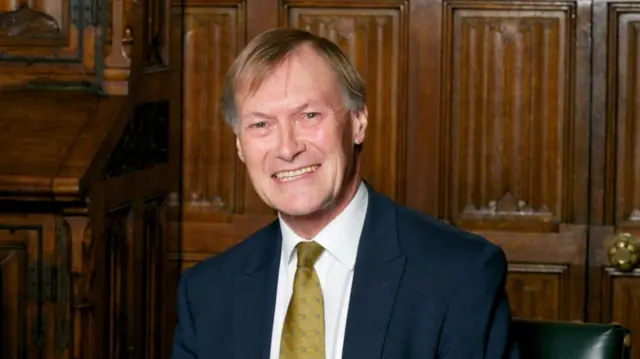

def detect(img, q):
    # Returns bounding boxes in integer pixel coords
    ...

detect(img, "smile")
[273,165,319,182]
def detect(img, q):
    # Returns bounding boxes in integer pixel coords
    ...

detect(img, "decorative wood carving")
[0,0,168,93]
[142,0,168,67]
[606,4,640,226]
[66,215,94,358]
[0,216,73,359]
[461,191,553,218]
[286,4,406,201]
[442,3,575,227]
[0,4,60,37]
[182,5,246,214]
[104,0,134,94]
[102,100,170,179]
[104,196,168,358]
[0,0,103,89]
[458,190,557,231]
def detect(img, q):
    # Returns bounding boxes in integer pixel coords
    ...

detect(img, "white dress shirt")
[269,181,369,359]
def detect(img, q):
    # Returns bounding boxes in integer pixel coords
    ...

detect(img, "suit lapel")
[232,220,281,359]
[342,188,406,359]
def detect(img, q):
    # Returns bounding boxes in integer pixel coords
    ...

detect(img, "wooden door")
[410,0,593,322]
[588,0,640,354]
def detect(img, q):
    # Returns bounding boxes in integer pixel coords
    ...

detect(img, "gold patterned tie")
[280,241,325,358]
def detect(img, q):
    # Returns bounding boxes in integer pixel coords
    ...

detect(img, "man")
[171,28,518,359]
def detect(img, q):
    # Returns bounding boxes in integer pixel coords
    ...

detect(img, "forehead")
[237,45,342,112]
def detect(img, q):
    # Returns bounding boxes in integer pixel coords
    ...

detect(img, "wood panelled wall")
[0,0,182,355]
[177,0,640,357]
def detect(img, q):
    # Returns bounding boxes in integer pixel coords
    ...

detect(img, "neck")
[281,175,362,239]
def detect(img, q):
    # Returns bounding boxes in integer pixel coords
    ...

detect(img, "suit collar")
[242,219,281,274]
[234,219,281,359]
[342,185,406,358]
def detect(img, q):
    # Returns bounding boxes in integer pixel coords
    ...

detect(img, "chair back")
[512,318,631,359]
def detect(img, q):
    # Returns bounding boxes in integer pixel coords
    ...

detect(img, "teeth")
[275,165,318,181]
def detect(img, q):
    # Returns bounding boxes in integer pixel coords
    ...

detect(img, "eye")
[303,112,320,120]
[249,121,267,129]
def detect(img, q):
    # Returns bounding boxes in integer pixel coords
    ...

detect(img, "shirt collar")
[279,181,368,270]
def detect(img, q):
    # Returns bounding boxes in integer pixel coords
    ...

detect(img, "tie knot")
[296,241,324,268]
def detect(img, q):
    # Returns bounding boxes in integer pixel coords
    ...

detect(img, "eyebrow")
[245,102,314,119]
[245,111,274,120]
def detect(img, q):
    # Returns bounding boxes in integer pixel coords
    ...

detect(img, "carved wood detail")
[0,4,60,38]
[182,4,250,215]
[104,196,167,359]
[0,217,65,359]
[285,5,406,201]
[607,4,640,226]
[104,0,134,94]
[142,0,168,67]
[442,2,576,227]
[66,215,94,359]
[0,0,101,88]
[102,100,170,180]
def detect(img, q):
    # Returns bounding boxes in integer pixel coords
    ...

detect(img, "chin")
[275,203,321,217]
[270,195,330,217]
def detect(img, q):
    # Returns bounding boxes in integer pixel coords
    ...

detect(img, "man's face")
[235,45,367,217]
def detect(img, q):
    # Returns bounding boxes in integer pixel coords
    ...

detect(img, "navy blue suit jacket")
[171,187,519,358]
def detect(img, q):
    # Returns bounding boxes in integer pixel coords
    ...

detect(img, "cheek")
[308,122,345,152]
[240,139,271,170]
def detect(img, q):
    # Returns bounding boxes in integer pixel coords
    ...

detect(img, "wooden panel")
[180,2,278,266]
[284,2,407,201]
[434,0,590,322]
[182,3,252,216]
[0,231,28,359]
[506,264,568,320]
[608,5,640,226]
[442,1,577,231]
[602,270,639,359]
[0,216,64,359]
[104,196,168,359]
[474,225,586,320]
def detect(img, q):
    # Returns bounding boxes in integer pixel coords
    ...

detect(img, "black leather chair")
[512,318,631,359]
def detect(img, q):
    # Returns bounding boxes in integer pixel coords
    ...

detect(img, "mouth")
[272,165,320,182]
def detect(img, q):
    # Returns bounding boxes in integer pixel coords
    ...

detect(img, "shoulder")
[179,219,280,294]
[387,203,507,302]
[389,201,507,281]
[398,204,501,257]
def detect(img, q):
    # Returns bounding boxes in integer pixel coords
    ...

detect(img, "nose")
[275,121,304,162]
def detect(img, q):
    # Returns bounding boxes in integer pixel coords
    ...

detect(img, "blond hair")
[221,28,366,129]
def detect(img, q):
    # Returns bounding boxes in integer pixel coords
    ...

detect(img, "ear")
[236,136,246,163]
[351,106,368,145]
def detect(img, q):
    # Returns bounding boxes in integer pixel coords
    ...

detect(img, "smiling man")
[171,28,519,359]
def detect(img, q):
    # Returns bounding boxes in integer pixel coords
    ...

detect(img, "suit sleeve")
[438,244,519,359]
[171,268,198,359]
